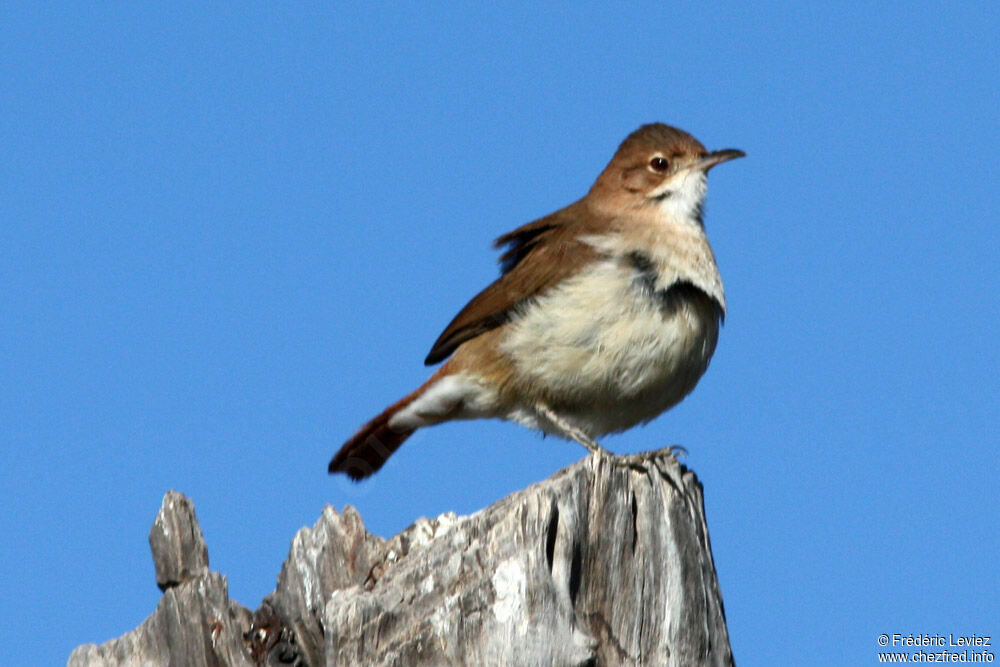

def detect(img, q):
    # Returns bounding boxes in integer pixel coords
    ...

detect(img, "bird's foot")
[665,444,688,459]
[613,444,688,472]
[613,453,652,472]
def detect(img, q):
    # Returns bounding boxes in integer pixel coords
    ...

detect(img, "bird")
[329,123,744,480]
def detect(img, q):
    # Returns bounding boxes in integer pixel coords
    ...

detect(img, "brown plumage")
[425,206,604,365]
[330,123,744,479]
[329,366,451,479]
[327,400,414,480]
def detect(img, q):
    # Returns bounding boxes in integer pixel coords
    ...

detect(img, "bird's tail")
[329,367,448,480]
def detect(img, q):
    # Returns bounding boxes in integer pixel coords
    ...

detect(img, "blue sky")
[3,3,997,664]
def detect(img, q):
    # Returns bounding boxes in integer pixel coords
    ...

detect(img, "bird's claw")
[608,444,688,471]
[665,444,688,459]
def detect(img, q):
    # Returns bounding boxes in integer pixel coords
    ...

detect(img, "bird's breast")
[498,252,722,435]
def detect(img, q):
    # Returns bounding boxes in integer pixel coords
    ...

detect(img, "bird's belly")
[499,261,720,435]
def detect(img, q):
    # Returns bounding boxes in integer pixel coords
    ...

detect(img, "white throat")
[651,170,707,225]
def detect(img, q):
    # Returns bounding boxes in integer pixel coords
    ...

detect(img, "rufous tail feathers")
[329,367,448,480]
[328,410,411,480]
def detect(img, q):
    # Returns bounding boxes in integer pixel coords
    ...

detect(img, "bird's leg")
[532,403,687,469]
[534,403,611,456]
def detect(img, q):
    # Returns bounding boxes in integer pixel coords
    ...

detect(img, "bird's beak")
[696,149,746,172]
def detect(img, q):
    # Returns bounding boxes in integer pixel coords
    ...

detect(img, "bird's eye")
[649,157,669,172]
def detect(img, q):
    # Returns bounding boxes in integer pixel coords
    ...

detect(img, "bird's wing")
[424,205,603,365]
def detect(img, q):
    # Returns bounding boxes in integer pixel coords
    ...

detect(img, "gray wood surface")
[69,449,733,666]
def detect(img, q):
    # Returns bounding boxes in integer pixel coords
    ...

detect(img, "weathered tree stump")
[69,449,734,666]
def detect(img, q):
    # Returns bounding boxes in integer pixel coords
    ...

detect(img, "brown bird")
[330,123,744,479]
